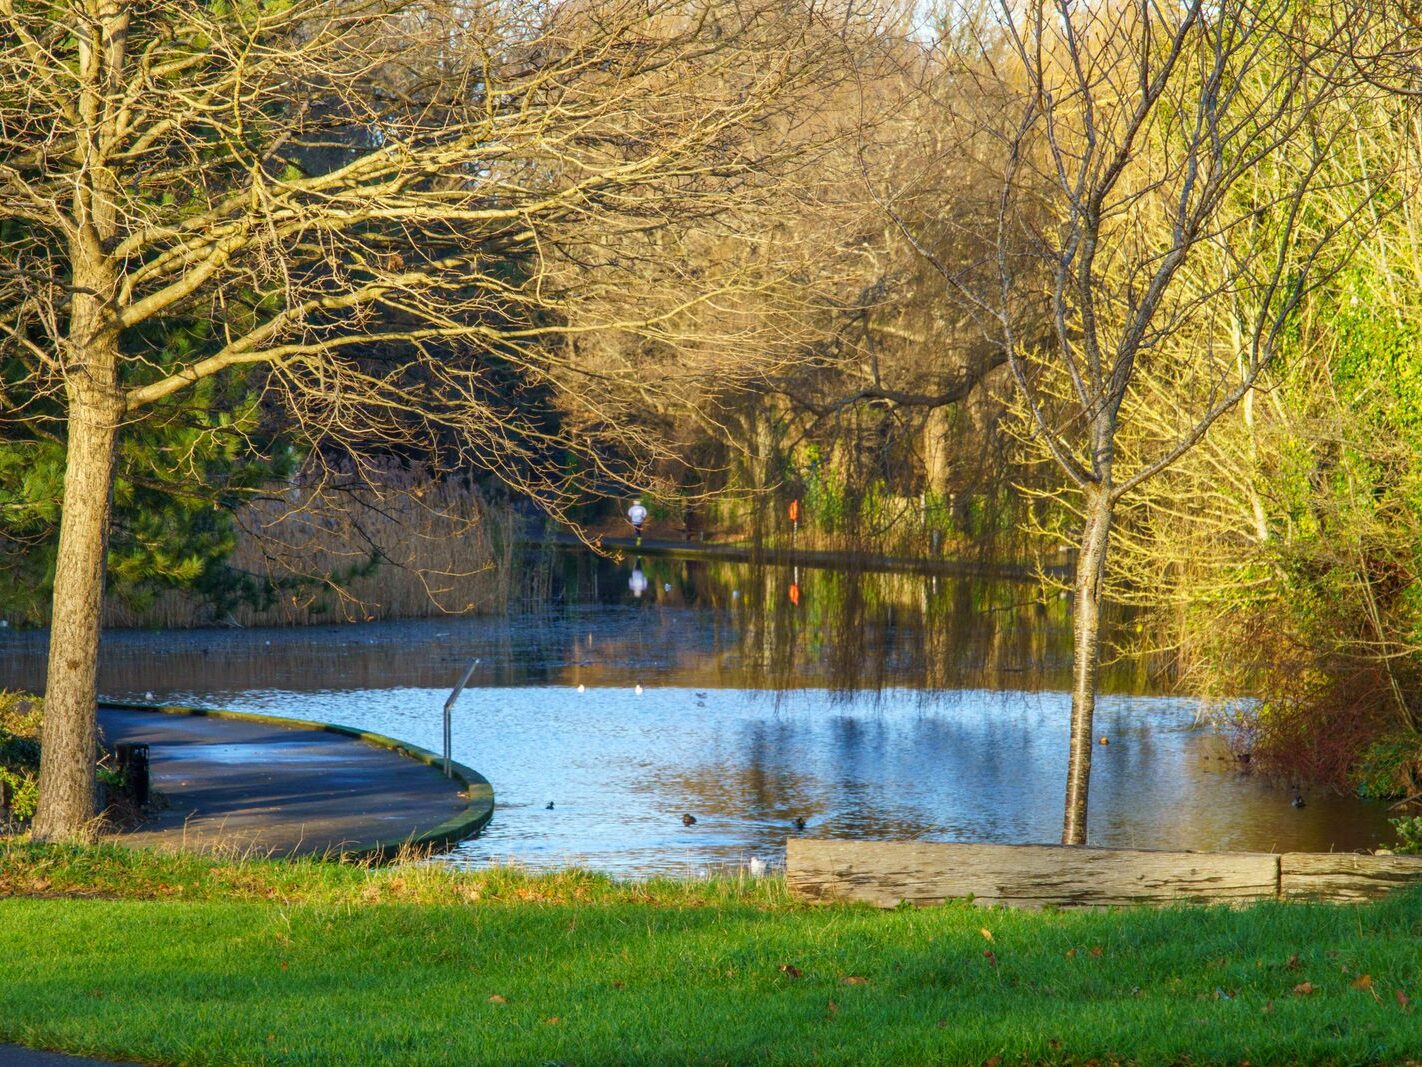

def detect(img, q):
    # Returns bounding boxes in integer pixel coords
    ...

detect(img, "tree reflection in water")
[548,547,1163,697]
[0,548,1392,872]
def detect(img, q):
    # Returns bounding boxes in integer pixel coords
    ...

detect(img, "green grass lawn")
[2,844,1421,1065]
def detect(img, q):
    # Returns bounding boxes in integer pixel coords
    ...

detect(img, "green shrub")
[0,691,42,822]
[1355,735,1422,801]
[1390,815,1422,855]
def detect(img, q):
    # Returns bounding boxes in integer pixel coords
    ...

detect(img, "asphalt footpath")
[0,1047,126,1066]
[96,704,490,857]
[0,708,489,1064]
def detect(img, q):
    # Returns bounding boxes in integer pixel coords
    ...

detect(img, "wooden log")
[786,839,1280,909]
[1279,853,1422,902]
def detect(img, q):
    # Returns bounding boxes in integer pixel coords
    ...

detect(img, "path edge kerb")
[102,701,494,860]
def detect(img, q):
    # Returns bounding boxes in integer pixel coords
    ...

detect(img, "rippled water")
[0,557,1395,874]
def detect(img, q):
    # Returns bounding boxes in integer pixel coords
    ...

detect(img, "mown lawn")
[1,844,1420,1065]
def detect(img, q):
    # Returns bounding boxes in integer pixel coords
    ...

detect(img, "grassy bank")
[1,845,1421,1065]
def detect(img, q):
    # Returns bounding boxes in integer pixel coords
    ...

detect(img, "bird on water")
[682,813,697,826]
[545,802,555,810]
[792,817,807,831]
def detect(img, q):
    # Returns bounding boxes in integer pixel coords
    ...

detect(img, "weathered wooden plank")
[786,839,1280,909]
[1280,852,1422,902]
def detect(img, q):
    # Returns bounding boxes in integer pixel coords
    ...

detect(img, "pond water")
[0,552,1393,874]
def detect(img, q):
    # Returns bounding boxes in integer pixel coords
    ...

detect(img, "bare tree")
[884,0,1366,843]
[0,0,864,839]
[653,38,1028,545]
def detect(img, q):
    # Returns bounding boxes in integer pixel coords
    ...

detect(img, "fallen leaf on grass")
[779,964,803,979]
[1089,946,1103,958]
[826,1000,838,1018]
[983,1057,1002,1067]
[1064,948,1077,959]
[1352,974,1374,991]
[841,976,869,986]
[980,928,994,942]
[487,994,507,1004]
[1293,982,1316,996]
[1286,955,1301,971]
[1398,989,1412,1010]
[983,949,998,968]
[610,981,625,990]
[543,1017,562,1026]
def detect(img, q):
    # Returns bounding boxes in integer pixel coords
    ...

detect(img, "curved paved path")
[97,705,490,857]
[0,1045,125,1066]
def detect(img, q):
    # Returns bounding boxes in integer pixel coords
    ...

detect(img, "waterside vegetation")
[0,691,41,824]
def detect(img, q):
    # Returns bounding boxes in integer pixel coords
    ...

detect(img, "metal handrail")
[443,657,479,778]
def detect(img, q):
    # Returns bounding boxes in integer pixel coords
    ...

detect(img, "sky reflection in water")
[0,554,1394,874]
[96,683,1386,875]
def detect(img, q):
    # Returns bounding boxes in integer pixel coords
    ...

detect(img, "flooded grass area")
[0,554,1395,873]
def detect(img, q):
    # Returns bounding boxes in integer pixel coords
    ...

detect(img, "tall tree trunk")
[922,404,952,499]
[31,0,127,839]
[31,389,121,841]
[751,404,777,493]
[33,179,122,840]
[1061,488,1113,846]
[746,402,778,544]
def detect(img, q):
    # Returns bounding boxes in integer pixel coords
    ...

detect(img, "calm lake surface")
[0,552,1393,874]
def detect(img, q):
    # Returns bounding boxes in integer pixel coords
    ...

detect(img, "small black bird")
[792,817,807,831]
[681,813,697,827]
[1291,789,1306,810]
[545,802,555,810]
